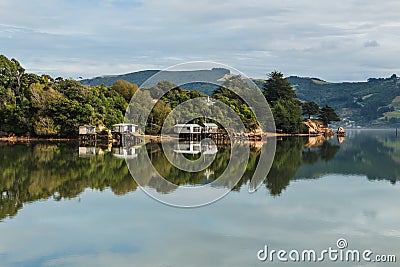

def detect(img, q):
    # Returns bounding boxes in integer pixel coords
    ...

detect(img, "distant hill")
[80,68,230,95]
[81,70,400,127]
[253,75,400,127]
[287,75,400,127]
[81,70,159,87]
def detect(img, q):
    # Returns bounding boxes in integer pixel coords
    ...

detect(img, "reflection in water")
[296,130,400,183]
[1,130,399,221]
[78,146,96,157]
[0,143,137,221]
[113,146,139,159]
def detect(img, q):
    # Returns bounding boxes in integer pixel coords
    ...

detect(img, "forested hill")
[82,69,400,127]
[80,68,230,95]
[287,75,400,127]
[253,75,400,127]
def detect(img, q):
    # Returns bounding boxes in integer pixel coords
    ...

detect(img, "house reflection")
[79,143,112,157]
[173,140,218,155]
[113,146,138,159]
[173,141,201,155]
[202,143,218,155]
[78,146,96,157]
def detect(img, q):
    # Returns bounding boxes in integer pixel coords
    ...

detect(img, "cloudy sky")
[1,0,400,81]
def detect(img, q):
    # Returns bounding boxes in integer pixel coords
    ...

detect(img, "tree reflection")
[265,137,341,196]
[2,131,400,221]
[265,138,305,195]
[0,142,137,221]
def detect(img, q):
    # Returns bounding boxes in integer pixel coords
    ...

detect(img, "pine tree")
[302,101,320,119]
[318,105,340,126]
[263,71,297,103]
[263,71,304,133]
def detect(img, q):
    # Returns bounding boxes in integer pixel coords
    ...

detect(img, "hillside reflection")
[1,130,399,220]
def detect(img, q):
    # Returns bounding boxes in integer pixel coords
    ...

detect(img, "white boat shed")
[173,124,202,134]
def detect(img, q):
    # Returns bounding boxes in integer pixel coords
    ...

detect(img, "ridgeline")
[2,54,386,138]
[84,69,400,127]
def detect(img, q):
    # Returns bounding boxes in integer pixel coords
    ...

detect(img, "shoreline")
[0,133,313,143]
[3,128,395,143]
[0,136,75,142]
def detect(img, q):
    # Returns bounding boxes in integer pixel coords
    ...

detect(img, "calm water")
[0,130,399,266]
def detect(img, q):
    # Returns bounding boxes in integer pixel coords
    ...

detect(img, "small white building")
[203,123,218,133]
[173,124,202,134]
[173,141,201,154]
[79,125,96,135]
[112,123,137,134]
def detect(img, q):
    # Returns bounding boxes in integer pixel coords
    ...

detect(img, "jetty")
[173,123,230,142]
[79,125,97,145]
[79,123,144,148]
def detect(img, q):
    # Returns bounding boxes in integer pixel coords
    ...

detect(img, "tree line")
[0,55,339,137]
[0,55,135,137]
[263,71,339,133]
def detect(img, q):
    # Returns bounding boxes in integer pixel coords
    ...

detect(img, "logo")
[124,62,276,207]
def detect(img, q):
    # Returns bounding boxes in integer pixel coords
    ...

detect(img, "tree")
[46,97,94,137]
[272,99,304,133]
[262,71,304,133]
[0,104,31,134]
[212,76,260,132]
[111,80,138,102]
[33,117,58,136]
[147,100,171,134]
[263,71,297,103]
[318,105,340,126]
[302,101,320,119]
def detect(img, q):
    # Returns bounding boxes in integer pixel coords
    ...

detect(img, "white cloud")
[1,0,400,81]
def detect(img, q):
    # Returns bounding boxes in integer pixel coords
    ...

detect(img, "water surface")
[0,130,399,266]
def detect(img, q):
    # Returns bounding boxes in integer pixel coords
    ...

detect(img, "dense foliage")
[0,55,129,137]
[81,63,400,126]
[262,71,306,133]
[318,105,340,126]
[1,55,341,136]
[212,76,259,131]
[126,77,261,134]
[287,75,400,126]
[301,101,320,119]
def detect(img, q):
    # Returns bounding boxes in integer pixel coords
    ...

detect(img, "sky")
[1,0,400,82]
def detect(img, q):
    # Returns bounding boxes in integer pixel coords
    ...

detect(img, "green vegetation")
[287,75,400,126]
[301,101,320,119]
[262,71,305,133]
[0,55,130,137]
[318,105,340,126]
[263,71,297,103]
[126,76,261,134]
[1,54,341,136]
[212,76,259,131]
[81,64,400,126]
[111,79,138,102]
